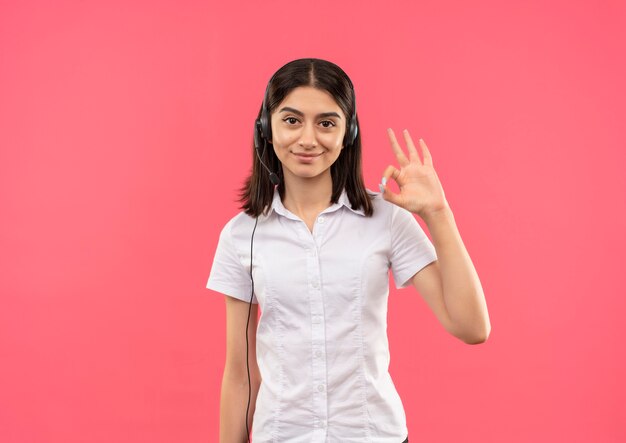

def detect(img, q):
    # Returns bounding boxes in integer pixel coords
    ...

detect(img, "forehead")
[276,86,343,113]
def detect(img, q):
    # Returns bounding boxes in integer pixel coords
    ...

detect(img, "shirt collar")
[337,189,366,216]
[269,188,366,219]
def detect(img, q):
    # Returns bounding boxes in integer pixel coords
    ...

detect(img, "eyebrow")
[278,106,342,119]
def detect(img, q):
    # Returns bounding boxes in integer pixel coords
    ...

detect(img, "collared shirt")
[207,188,438,442]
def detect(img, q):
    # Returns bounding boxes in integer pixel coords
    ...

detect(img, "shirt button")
[318,216,325,224]
[318,384,325,392]
[315,350,322,358]
[312,280,320,289]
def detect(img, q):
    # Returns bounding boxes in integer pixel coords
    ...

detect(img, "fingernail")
[379,184,385,193]
[382,177,387,186]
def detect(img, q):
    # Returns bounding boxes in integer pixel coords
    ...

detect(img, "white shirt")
[207,188,438,442]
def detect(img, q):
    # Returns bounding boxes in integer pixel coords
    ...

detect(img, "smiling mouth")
[292,152,323,157]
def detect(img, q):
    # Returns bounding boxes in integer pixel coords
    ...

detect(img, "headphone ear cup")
[254,119,262,150]
[260,110,271,143]
[345,114,357,146]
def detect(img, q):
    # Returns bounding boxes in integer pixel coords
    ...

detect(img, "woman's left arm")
[381,128,491,344]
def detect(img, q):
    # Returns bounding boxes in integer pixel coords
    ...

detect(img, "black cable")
[245,216,259,443]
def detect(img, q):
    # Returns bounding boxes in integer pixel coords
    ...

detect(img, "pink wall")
[1,0,625,441]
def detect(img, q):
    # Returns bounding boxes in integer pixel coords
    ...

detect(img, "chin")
[296,171,324,179]
[287,166,329,180]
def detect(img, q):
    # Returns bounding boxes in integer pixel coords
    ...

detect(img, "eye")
[282,117,336,128]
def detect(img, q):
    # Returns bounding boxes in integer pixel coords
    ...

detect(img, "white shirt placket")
[306,214,329,439]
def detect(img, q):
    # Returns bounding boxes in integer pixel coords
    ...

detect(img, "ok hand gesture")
[379,128,449,219]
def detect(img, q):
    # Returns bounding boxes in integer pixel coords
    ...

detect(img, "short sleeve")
[206,220,257,304]
[389,205,438,289]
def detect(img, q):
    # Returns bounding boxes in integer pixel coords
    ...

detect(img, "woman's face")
[269,86,347,182]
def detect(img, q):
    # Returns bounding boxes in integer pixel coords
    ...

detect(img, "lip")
[292,151,323,164]
[292,152,323,157]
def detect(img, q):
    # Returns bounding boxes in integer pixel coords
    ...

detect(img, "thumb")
[380,185,404,207]
[380,165,403,207]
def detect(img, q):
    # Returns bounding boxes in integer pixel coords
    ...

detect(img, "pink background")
[1,0,625,441]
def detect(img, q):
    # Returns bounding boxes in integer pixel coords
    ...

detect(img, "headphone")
[244,68,359,443]
[252,73,359,186]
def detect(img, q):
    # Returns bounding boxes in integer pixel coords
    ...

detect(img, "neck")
[282,170,334,219]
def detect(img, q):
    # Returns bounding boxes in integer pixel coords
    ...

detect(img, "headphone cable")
[245,216,259,443]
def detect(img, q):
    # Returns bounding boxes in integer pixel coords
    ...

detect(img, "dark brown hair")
[239,58,374,217]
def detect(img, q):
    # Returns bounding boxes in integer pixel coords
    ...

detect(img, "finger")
[402,129,421,164]
[381,187,403,206]
[387,128,409,167]
[382,164,401,185]
[419,138,433,166]
[379,168,403,206]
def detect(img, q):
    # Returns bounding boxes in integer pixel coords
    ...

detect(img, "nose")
[298,122,318,148]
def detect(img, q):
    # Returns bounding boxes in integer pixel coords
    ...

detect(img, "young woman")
[207,58,490,443]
